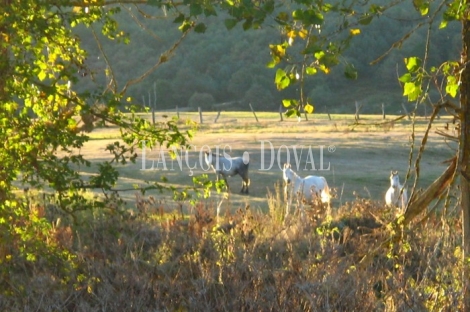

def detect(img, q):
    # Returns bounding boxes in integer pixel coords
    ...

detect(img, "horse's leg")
[239,175,245,194]
[240,177,250,194]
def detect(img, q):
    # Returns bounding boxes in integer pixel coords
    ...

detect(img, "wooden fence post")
[382,103,386,119]
[151,106,156,125]
[355,101,363,121]
[249,103,259,122]
[198,107,203,124]
[176,105,180,119]
[325,105,332,121]
[279,104,284,121]
[214,110,221,123]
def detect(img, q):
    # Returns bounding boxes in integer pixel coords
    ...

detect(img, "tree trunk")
[460,17,470,311]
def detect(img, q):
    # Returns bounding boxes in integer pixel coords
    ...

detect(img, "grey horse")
[204,151,250,194]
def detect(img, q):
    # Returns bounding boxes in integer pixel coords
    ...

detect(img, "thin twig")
[119,26,192,96]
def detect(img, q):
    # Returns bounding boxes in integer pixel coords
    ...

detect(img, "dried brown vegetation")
[0,188,463,311]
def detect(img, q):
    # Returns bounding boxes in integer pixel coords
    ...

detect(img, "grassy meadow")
[84,111,456,214]
[4,111,464,311]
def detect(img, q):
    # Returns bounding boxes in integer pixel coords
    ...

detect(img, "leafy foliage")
[0,0,193,284]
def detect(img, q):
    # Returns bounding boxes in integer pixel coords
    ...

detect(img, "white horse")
[385,170,408,211]
[282,163,331,218]
[204,152,250,194]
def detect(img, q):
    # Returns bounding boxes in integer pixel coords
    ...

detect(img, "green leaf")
[275,12,289,25]
[403,82,421,101]
[282,99,292,108]
[190,3,203,16]
[266,59,277,68]
[359,14,373,25]
[405,57,421,72]
[304,9,323,26]
[305,67,317,75]
[194,23,207,33]
[173,13,185,24]
[204,6,217,17]
[178,20,193,32]
[399,73,412,83]
[242,18,253,31]
[439,20,448,29]
[413,0,429,15]
[38,70,47,81]
[446,76,459,98]
[285,108,298,117]
[403,82,416,96]
[275,68,290,90]
[224,19,238,30]
[304,103,314,114]
[314,50,325,60]
[282,99,298,109]
[344,63,357,80]
[292,9,303,20]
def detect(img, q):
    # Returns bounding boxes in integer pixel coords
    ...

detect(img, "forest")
[73,1,460,114]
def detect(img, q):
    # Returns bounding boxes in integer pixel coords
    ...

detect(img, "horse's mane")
[286,167,300,179]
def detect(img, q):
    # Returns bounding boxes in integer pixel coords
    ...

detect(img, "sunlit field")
[82,112,456,213]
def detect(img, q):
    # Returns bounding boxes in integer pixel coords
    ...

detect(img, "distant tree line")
[73,3,460,114]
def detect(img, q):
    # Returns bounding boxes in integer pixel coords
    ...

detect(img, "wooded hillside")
[73,2,460,114]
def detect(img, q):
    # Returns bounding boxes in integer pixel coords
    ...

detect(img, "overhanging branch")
[118,25,193,96]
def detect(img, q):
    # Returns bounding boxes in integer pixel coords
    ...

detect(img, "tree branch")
[118,25,193,96]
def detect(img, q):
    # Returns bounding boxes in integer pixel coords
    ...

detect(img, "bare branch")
[371,0,447,66]
[119,24,193,96]
[91,26,118,94]
[122,5,164,41]
[435,129,459,142]
[404,155,457,225]
[370,21,426,66]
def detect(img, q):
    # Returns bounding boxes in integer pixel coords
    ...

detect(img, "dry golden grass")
[2,187,462,311]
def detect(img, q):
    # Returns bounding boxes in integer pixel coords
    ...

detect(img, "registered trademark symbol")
[328,145,336,153]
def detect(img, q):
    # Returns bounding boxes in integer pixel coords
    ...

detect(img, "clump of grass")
[266,182,285,225]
